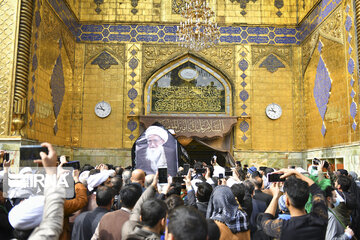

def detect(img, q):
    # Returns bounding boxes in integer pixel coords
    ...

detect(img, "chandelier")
[177,0,220,51]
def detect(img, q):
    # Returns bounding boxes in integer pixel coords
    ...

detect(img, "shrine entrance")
[140,54,237,166]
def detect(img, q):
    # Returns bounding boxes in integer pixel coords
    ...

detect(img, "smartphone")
[244,164,249,168]
[225,171,232,177]
[20,145,48,161]
[219,173,224,179]
[62,161,80,170]
[183,164,190,175]
[323,161,329,169]
[173,176,184,184]
[3,152,9,161]
[236,161,241,165]
[158,168,168,184]
[267,173,285,182]
[196,168,206,174]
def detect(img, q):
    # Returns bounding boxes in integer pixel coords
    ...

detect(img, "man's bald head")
[131,169,146,187]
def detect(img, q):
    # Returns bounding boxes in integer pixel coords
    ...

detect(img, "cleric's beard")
[146,145,164,163]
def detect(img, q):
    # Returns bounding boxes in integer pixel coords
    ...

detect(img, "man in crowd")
[126,199,168,240]
[165,206,207,240]
[94,184,142,240]
[324,186,354,240]
[72,186,114,240]
[260,169,328,239]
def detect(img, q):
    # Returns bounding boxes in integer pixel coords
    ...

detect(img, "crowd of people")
[0,143,360,240]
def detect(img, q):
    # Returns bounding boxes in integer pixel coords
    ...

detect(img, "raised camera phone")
[158,168,168,184]
[225,171,232,177]
[183,164,190,175]
[267,173,285,182]
[62,161,80,170]
[20,145,49,161]
[3,152,10,161]
[218,173,224,179]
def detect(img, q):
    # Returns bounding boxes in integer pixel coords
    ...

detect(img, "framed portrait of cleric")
[132,124,179,176]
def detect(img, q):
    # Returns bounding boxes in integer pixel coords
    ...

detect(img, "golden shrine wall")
[77,0,299,25]
[302,0,360,150]
[25,1,75,146]
[0,0,20,136]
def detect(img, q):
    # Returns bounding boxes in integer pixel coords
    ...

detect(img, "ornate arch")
[144,54,233,116]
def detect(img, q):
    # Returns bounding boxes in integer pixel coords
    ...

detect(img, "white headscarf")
[8,196,45,230]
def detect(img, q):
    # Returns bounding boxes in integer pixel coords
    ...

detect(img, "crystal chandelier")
[177,0,220,51]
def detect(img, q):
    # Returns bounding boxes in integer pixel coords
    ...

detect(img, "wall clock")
[265,103,282,120]
[95,101,111,118]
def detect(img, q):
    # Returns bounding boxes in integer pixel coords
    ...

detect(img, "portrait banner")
[133,124,178,176]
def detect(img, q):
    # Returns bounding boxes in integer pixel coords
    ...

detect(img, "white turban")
[87,171,112,192]
[8,196,45,230]
[145,126,168,143]
[79,170,90,184]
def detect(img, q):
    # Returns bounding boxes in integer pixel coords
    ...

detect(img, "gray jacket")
[122,185,157,239]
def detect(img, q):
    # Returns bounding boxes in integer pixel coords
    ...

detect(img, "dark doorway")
[184,140,227,166]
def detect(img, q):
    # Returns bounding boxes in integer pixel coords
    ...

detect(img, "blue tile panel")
[47,0,80,36]
[298,0,342,42]
[344,6,357,131]
[49,0,340,45]
[313,40,332,136]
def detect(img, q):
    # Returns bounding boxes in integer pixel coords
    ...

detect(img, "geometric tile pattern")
[128,46,139,140]
[238,49,250,142]
[313,40,332,137]
[259,54,285,73]
[91,51,118,70]
[47,0,342,47]
[50,39,65,135]
[345,5,357,131]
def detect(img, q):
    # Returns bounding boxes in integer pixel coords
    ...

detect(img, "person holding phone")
[260,169,328,240]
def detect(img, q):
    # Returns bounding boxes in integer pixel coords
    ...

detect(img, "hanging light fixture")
[177,0,220,51]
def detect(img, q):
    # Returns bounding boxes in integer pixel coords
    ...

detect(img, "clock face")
[95,101,111,118]
[265,103,282,120]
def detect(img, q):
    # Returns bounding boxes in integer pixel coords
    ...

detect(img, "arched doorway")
[140,54,237,166]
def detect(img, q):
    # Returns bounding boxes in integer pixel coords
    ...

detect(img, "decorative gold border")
[11,0,34,136]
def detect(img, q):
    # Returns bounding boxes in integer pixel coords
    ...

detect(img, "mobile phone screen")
[158,168,168,183]
[225,171,232,177]
[3,153,9,161]
[267,173,285,182]
[62,161,80,170]
[219,173,224,179]
[20,145,49,161]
